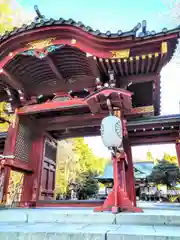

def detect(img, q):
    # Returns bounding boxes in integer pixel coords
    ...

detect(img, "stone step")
[0,223,179,240]
[116,210,180,226]
[0,208,180,226]
[138,201,180,210]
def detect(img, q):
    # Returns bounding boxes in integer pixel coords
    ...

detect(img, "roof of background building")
[97,161,154,181]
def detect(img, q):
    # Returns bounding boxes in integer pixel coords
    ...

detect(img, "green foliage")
[76,171,99,200]
[148,160,180,186]
[146,151,153,162]
[163,152,178,165]
[72,138,107,174]
[145,151,178,166]
[55,138,107,198]
[55,140,79,195]
[0,0,15,33]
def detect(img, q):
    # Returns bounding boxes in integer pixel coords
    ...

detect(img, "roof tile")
[0,6,179,44]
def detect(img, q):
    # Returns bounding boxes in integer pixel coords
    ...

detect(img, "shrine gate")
[0,6,179,211]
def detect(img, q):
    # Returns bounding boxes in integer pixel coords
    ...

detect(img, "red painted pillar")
[175,140,180,167]
[124,140,136,206]
[1,113,19,203]
[21,134,44,206]
[1,166,11,203]
[123,120,136,207]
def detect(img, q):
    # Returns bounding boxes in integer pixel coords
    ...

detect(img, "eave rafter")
[45,55,65,83]
[0,69,24,91]
[86,55,100,78]
[0,69,26,102]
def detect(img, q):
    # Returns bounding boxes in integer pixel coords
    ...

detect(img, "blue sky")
[18,0,173,31]
[18,0,179,160]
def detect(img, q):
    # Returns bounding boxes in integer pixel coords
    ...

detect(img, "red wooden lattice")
[14,122,32,162]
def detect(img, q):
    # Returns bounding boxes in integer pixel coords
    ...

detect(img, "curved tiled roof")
[0,5,180,43]
[96,161,154,181]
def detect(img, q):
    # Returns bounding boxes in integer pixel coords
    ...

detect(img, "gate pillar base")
[94,186,143,213]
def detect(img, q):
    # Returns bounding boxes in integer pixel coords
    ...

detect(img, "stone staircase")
[0,208,180,239]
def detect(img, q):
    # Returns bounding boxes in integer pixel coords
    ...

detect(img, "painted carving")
[20,44,64,59]
[27,38,56,50]
[131,105,154,114]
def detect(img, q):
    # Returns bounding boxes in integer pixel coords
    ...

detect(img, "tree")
[72,138,107,175]
[146,151,159,165]
[55,138,107,199]
[146,150,153,162]
[148,159,180,186]
[55,140,79,196]
[76,171,99,200]
[163,152,178,165]
[0,0,34,34]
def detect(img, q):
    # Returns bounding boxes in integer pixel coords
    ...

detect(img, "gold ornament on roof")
[27,38,56,50]
[110,49,130,59]
[161,42,168,54]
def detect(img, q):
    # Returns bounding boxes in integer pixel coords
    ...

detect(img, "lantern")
[100,115,123,148]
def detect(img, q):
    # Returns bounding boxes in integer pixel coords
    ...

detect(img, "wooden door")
[40,139,57,200]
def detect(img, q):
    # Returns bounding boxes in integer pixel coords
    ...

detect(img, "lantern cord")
[106,98,113,116]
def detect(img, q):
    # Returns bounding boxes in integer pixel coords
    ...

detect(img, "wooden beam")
[4,158,33,172]
[135,56,139,74]
[141,56,146,73]
[98,59,108,75]
[127,122,180,131]
[117,60,124,76]
[111,60,118,75]
[146,54,152,73]
[151,53,159,72]
[154,75,160,115]
[39,113,106,125]
[17,99,87,115]
[1,69,24,92]
[87,56,100,78]
[55,130,100,140]
[128,129,178,137]
[130,136,176,146]
[124,59,128,75]
[129,58,134,75]
[47,119,101,131]
[45,56,65,82]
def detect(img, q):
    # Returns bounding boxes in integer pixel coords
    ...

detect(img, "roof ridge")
[0,5,179,43]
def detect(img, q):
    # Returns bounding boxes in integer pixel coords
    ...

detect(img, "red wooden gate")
[3,114,44,205]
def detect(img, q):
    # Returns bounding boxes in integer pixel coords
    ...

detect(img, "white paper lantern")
[100,115,123,148]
